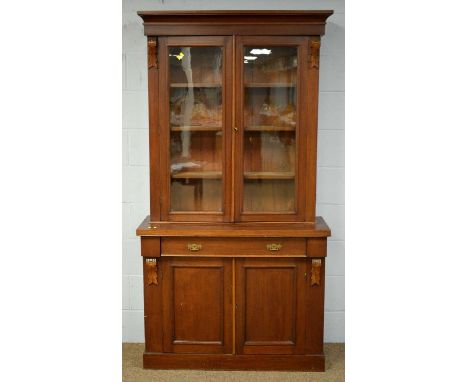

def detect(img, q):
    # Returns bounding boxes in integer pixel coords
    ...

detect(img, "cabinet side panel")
[305,37,321,221]
[143,257,163,352]
[148,37,161,220]
[305,257,326,354]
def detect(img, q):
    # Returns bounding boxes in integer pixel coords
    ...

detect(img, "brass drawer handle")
[266,243,282,251]
[187,243,202,251]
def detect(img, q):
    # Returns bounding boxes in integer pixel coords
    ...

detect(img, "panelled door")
[234,36,311,222]
[162,257,233,354]
[235,258,307,355]
[158,36,233,222]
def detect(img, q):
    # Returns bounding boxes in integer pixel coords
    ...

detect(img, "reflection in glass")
[243,46,297,213]
[169,47,223,212]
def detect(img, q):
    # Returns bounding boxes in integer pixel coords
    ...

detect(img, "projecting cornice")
[137,10,334,36]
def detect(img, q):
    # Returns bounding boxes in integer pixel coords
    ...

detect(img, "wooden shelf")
[244,171,295,180]
[137,216,332,238]
[244,83,296,88]
[172,171,222,179]
[171,126,222,132]
[245,125,296,132]
[172,171,295,180]
[170,83,221,88]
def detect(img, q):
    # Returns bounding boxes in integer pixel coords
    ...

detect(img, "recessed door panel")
[235,258,306,355]
[244,267,296,343]
[162,258,233,354]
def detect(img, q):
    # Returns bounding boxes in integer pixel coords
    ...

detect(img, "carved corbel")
[146,258,159,286]
[147,37,158,69]
[310,259,322,286]
[309,40,321,69]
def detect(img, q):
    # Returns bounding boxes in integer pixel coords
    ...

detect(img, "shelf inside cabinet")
[244,125,296,132]
[171,126,222,132]
[244,83,296,88]
[244,171,295,180]
[171,171,222,179]
[170,83,222,88]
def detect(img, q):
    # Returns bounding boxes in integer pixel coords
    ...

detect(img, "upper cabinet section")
[139,11,333,223]
[138,10,333,36]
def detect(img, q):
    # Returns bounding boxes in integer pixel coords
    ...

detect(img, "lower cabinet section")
[142,255,326,370]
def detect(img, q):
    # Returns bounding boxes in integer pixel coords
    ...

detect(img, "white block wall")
[123,0,345,343]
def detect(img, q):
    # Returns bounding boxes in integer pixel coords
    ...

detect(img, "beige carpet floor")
[123,343,344,382]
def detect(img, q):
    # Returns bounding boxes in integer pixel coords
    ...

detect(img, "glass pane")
[243,46,297,213]
[169,47,223,212]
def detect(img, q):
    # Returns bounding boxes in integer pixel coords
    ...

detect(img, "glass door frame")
[233,36,310,222]
[158,36,233,222]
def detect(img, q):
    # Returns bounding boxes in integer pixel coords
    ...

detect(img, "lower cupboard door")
[162,257,233,354]
[235,258,307,355]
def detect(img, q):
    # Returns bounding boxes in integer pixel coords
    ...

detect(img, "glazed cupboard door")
[235,258,307,355]
[234,36,310,221]
[162,258,233,354]
[159,37,233,222]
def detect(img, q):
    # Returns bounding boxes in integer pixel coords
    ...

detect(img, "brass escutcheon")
[266,243,282,251]
[187,243,202,251]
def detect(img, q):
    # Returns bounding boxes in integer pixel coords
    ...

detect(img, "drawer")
[161,237,306,257]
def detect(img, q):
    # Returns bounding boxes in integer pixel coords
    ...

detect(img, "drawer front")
[161,237,306,257]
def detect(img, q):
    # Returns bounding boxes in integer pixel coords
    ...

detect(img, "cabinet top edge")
[137,10,334,36]
[137,10,334,18]
[136,216,331,238]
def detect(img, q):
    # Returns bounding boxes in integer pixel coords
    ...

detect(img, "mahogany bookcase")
[135,10,334,371]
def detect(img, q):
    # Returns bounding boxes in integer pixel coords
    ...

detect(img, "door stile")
[233,36,244,222]
[304,36,321,222]
[148,36,161,221]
